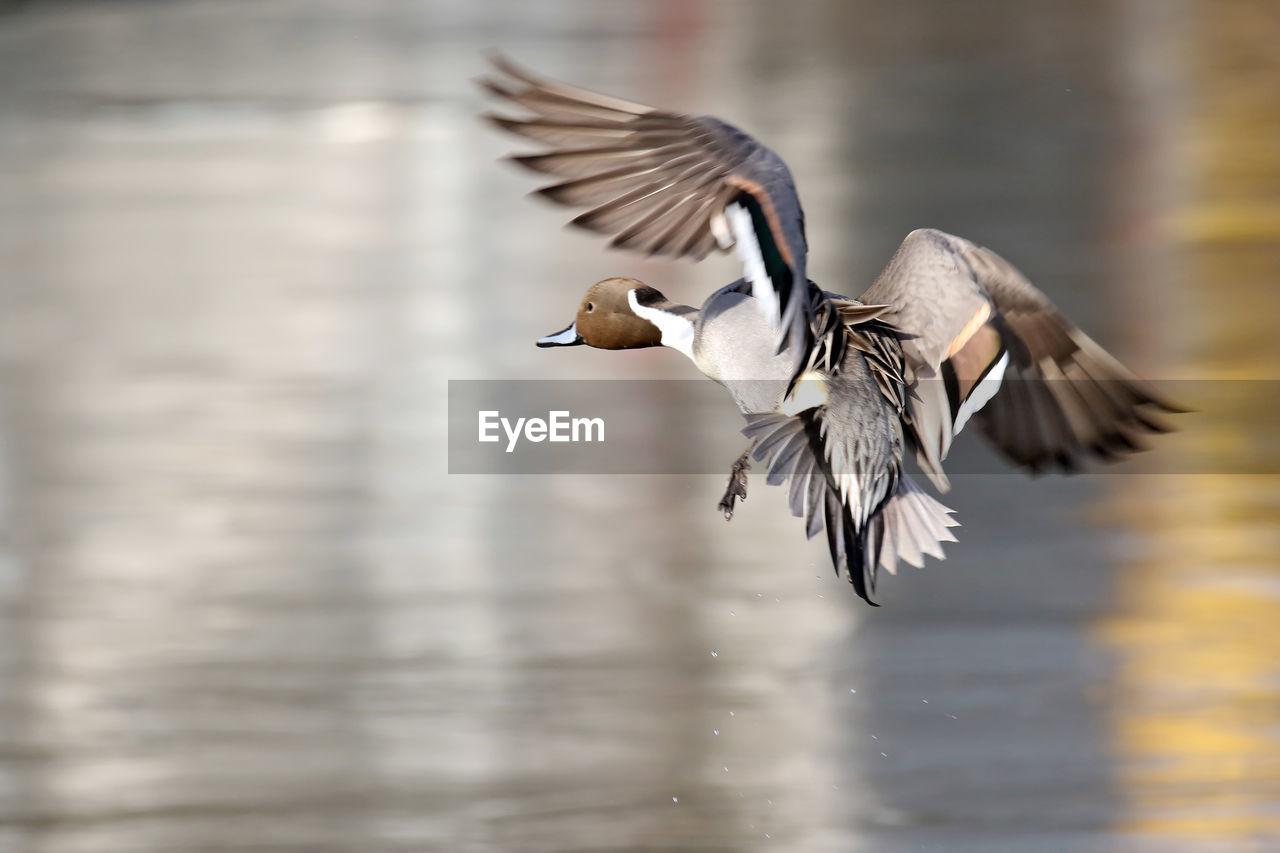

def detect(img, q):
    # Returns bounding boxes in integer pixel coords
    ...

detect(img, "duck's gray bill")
[537,322,583,347]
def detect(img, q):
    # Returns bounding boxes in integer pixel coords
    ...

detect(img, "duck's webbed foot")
[718,445,752,521]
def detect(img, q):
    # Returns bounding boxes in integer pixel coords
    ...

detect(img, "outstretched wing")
[858,228,1182,489]
[479,52,814,366]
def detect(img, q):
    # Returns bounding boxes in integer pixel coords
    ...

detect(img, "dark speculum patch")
[735,190,793,316]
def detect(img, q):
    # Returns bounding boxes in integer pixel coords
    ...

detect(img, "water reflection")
[0,1,1275,851]
[1098,2,1280,846]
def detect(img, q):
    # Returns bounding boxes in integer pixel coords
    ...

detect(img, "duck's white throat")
[627,290,695,360]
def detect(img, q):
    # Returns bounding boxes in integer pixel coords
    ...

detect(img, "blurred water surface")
[0,1,1278,851]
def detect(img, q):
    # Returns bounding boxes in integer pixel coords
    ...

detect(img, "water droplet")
[710,650,718,658]
[880,751,887,758]
[713,729,719,735]
[723,766,729,772]
[849,688,857,693]
[871,735,877,740]
[729,611,735,616]
[765,834,772,839]
[949,714,958,720]
[922,699,929,704]
[729,711,735,716]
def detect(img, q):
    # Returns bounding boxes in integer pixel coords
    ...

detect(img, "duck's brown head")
[537,277,670,350]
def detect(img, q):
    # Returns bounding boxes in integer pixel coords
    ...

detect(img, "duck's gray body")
[692,282,796,413]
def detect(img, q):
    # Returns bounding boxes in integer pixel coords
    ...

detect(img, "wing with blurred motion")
[859,228,1182,489]
[480,52,815,367]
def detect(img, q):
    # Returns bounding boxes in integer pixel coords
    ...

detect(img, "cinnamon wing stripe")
[725,176,795,266]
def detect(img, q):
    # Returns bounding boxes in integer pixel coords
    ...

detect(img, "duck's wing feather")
[742,348,958,604]
[480,53,813,365]
[741,409,957,605]
[858,229,1182,490]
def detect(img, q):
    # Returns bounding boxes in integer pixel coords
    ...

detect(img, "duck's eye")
[586,302,595,313]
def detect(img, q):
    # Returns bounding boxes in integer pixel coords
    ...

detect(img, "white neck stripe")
[627,290,695,361]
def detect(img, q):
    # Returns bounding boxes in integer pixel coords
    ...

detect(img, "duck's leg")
[718,444,753,521]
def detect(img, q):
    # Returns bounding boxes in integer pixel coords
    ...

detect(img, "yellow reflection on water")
[1099,473,1280,841]
[1099,0,1280,845]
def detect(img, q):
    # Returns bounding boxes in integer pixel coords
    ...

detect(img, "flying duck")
[480,54,1178,604]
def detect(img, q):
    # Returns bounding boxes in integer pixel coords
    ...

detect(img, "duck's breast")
[692,288,795,414]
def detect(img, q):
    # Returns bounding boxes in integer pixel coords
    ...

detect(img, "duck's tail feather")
[832,474,960,604]
[872,475,960,576]
[744,411,959,605]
